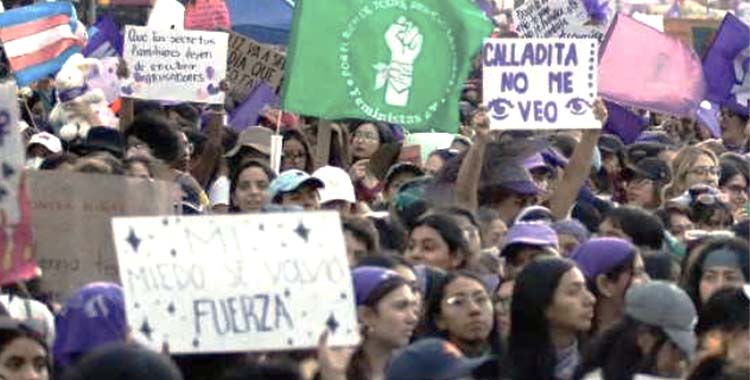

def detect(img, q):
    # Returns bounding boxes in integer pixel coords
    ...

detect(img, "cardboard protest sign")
[0,81,37,285]
[226,32,285,106]
[122,26,228,104]
[185,0,230,31]
[28,172,177,301]
[514,0,610,41]
[112,212,359,353]
[482,38,600,130]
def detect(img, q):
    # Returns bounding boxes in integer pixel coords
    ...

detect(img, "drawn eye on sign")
[488,98,514,120]
[565,97,592,115]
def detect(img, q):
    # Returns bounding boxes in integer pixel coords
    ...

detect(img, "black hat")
[623,157,671,183]
[82,127,125,158]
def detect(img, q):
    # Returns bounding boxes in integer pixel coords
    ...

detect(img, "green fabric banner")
[281,0,492,133]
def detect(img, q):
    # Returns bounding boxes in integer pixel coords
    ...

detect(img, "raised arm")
[549,99,608,219]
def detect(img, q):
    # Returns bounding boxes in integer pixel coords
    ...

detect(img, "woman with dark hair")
[718,159,749,222]
[507,257,595,380]
[341,217,381,266]
[347,121,394,204]
[229,160,276,213]
[422,271,499,359]
[573,281,698,380]
[345,267,419,380]
[424,149,460,177]
[0,317,50,380]
[404,213,473,271]
[281,128,315,173]
[680,237,749,312]
[570,238,649,336]
[695,286,750,368]
[348,121,394,163]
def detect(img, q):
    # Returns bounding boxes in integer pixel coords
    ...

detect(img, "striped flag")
[0,2,86,86]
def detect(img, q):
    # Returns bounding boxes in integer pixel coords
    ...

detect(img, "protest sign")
[184,0,230,31]
[663,18,721,57]
[482,38,600,130]
[0,81,36,285]
[226,32,285,106]
[112,212,359,354]
[28,172,177,301]
[122,26,228,104]
[513,0,610,41]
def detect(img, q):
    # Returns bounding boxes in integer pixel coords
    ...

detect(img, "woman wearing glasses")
[422,271,500,359]
[665,147,720,200]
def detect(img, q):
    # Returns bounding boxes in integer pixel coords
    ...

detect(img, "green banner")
[281,0,492,133]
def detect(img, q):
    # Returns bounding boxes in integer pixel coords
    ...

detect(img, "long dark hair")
[281,128,314,173]
[346,276,410,380]
[681,237,749,311]
[507,257,576,380]
[408,213,473,270]
[228,160,276,212]
[420,271,502,357]
[573,316,670,380]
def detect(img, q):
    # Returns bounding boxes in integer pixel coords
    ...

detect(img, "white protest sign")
[226,32,285,106]
[122,26,228,104]
[514,0,610,41]
[482,38,600,130]
[0,81,23,223]
[112,212,359,354]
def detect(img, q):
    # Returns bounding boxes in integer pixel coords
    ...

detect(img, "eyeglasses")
[353,132,379,142]
[688,166,720,176]
[444,293,492,309]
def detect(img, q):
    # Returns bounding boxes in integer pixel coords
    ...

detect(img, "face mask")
[25,156,44,170]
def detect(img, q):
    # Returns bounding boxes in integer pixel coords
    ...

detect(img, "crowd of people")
[0,1,748,380]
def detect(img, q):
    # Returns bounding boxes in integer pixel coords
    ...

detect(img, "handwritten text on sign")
[123,26,228,103]
[112,213,358,354]
[514,0,610,41]
[226,32,285,105]
[482,38,600,130]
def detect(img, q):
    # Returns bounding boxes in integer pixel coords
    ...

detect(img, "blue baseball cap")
[385,338,492,380]
[269,169,324,200]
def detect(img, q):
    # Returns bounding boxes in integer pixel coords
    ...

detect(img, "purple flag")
[82,14,123,58]
[703,13,749,117]
[603,101,647,144]
[229,82,279,131]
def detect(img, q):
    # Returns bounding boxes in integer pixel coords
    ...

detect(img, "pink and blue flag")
[598,14,706,117]
[0,2,86,86]
[703,13,749,117]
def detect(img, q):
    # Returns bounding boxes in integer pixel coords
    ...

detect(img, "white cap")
[28,132,62,154]
[0,294,56,348]
[313,166,356,204]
